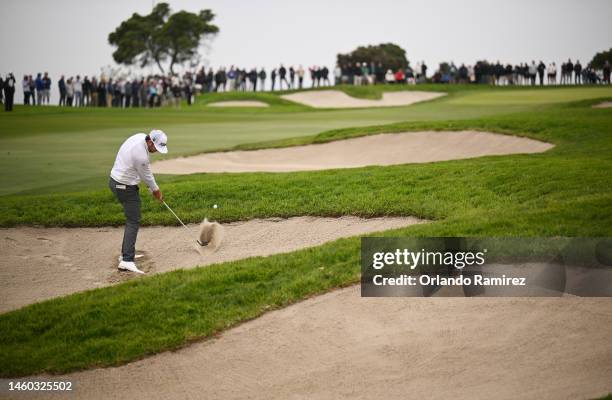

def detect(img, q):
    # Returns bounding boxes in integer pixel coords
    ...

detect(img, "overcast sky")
[1,0,611,102]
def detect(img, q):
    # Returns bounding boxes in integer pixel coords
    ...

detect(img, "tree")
[159,10,219,74]
[589,48,612,69]
[337,43,409,72]
[108,3,219,74]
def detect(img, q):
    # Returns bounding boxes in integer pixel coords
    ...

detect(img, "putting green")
[448,87,612,105]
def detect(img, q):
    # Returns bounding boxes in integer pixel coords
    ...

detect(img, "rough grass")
[0,237,360,376]
[0,93,611,376]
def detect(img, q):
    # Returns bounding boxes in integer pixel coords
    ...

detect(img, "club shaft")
[163,201,191,231]
[163,201,206,246]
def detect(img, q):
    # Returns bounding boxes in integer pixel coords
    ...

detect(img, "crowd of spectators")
[428,59,610,86]
[333,61,429,85]
[2,59,610,111]
[193,65,331,92]
[13,72,195,108]
[4,64,333,109]
[335,59,611,86]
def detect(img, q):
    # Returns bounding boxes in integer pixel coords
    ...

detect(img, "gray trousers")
[109,177,141,262]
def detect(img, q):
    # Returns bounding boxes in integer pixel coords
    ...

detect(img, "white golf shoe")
[118,260,145,274]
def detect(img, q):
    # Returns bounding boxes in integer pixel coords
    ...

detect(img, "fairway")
[447,86,612,105]
[2,86,610,196]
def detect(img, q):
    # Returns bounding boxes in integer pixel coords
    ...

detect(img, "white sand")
[593,101,612,108]
[207,100,269,107]
[282,90,446,108]
[0,216,422,313]
[153,131,554,174]
[15,286,612,400]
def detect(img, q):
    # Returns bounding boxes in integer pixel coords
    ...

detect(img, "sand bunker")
[0,216,422,313]
[207,100,269,107]
[593,101,612,108]
[282,90,446,108]
[153,131,554,174]
[15,286,611,399]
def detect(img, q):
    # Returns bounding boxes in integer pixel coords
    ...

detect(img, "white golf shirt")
[110,133,159,191]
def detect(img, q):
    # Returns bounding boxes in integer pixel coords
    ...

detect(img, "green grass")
[2,85,609,196]
[195,90,310,110]
[0,85,611,377]
[447,86,612,105]
[0,237,361,376]
[2,101,611,231]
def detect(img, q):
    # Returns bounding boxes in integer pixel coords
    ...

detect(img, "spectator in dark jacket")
[205,68,214,92]
[58,76,66,106]
[35,73,44,105]
[537,61,546,86]
[603,61,611,84]
[248,68,258,92]
[184,77,193,105]
[458,64,468,83]
[258,68,267,91]
[124,80,132,108]
[321,66,329,86]
[566,59,574,84]
[131,79,140,107]
[3,73,16,111]
[289,66,295,88]
[278,64,290,89]
[214,68,226,92]
[375,62,385,83]
[83,76,92,106]
[574,60,582,84]
[28,75,35,100]
[42,72,51,104]
[97,79,107,107]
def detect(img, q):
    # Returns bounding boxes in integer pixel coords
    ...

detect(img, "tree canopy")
[108,3,219,74]
[589,48,612,69]
[337,43,409,72]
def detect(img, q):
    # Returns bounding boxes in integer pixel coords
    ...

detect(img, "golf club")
[162,201,207,246]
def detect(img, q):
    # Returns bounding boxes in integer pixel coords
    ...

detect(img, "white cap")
[149,130,168,154]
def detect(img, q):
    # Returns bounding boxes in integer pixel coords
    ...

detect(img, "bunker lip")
[592,101,612,108]
[0,216,424,313]
[207,100,270,107]
[281,90,446,108]
[152,130,554,175]
[15,286,612,399]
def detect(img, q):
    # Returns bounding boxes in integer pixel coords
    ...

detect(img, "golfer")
[109,130,168,274]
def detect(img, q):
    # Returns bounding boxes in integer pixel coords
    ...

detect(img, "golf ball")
[213,204,218,209]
